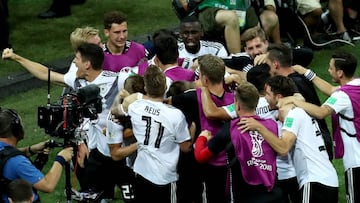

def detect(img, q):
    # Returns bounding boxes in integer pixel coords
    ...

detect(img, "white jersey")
[323,78,360,171]
[282,107,338,188]
[178,40,228,69]
[128,99,191,185]
[257,97,296,180]
[63,70,129,156]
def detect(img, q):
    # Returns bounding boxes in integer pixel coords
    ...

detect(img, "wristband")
[119,104,129,116]
[28,146,36,156]
[304,69,316,81]
[54,155,66,167]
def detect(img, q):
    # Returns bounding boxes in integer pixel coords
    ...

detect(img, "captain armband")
[304,69,316,81]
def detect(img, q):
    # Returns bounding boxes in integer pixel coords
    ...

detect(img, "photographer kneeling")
[0,108,74,203]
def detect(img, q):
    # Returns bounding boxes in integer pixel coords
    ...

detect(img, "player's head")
[70,27,102,50]
[75,42,104,71]
[166,80,194,97]
[198,54,225,86]
[179,15,203,54]
[328,51,358,83]
[153,29,179,65]
[267,44,293,76]
[144,65,167,98]
[234,81,259,112]
[0,108,24,141]
[264,75,296,109]
[103,10,128,49]
[242,26,268,59]
[124,74,146,95]
[246,63,271,94]
[103,10,127,30]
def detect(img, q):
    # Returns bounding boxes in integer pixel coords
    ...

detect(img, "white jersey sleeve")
[282,108,302,136]
[63,68,78,89]
[323,90,351,114]
[106,113,124,144]
[67,62,78,74]
[222,103,237,119]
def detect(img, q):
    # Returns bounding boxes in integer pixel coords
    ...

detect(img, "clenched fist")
[2,48,15,60]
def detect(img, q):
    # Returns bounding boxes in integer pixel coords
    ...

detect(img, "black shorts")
[176,152,204,203]
[277,176,300,203]
[202,164,228,203]
[135,173,172,203]
[300,182,338,203]
[83,148,136,201]
[345,167,360,203]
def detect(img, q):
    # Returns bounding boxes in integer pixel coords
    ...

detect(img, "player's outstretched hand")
[2,48,15,60]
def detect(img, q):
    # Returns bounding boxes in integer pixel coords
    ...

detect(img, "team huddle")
[1,5,360,203]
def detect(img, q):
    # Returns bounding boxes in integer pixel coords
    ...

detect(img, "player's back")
[128,99,190,185]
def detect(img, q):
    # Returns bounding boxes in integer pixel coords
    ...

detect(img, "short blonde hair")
[70,26,99,50]
[235,81,259,111]
[198,54,225,84]
[241,26,267,45]
[144,65,166,98]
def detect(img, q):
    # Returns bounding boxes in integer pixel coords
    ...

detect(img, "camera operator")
[2,43,135,201]
[0,108,74,203]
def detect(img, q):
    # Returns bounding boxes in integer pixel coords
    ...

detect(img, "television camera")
[37,84,102,139]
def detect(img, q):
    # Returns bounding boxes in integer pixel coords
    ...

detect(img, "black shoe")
[349,23,360,41]
[328,31,352,42]
[37,10,70,19]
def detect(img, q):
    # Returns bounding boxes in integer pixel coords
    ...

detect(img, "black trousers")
[0,0,10,50]
[82,148,121,199]
[82,148,137,202]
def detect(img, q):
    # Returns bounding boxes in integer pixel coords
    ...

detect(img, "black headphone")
[0,108,24,140]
